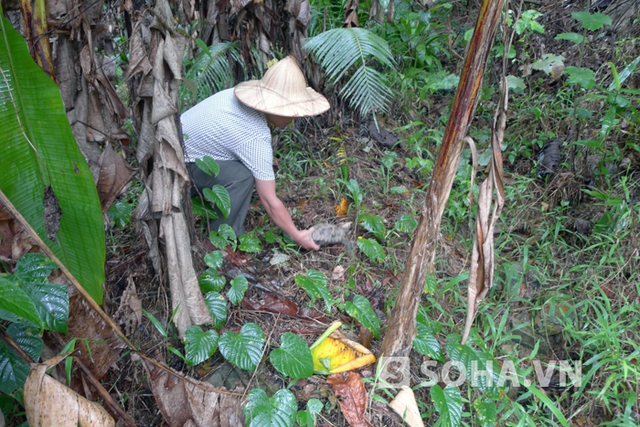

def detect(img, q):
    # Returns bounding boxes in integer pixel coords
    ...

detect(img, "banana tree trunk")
[379,0,506,359]
[126,0,212,337]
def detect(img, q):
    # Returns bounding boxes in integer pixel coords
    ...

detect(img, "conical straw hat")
[234,56,330,117]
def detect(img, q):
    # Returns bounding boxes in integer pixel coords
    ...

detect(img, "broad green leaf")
[7,323,43,362]
[107,200,133,228]
[13,253,57,280]
[413,321,443,362]
[195,156,220,177]
[192,197,219,220]
[394,213,418,233]
[514,10,543,35]
[10,253,68,332]
[0,276,42,327]
[244,388,297,427]
[296,398,323,427]
[209,229,231,250]
[555,32,584,44]
[0,339,30,395]
[238,234,262,253]
[431,384,462,427]
[199,268,226,293]
[295,270,332,312]
[0,15,106,303]
[356,237,385,263]
[358,214,386,241]
[203,185,231,219]
[20,281,68,333]
[572,11,612,31]
[184,325,218,366]
[262,229,277,244]
[531,54,564,75]
[345,295,381,339]
[473,398,497,427]
[219,323,264,371]
[416,306,442,333]
[204,251,224,269]
[564,66,595,89]
[204,292,227,329]
[227,275,248,305]
[506,75,526,94]
[218,224,237,248]
[269,332,314,380]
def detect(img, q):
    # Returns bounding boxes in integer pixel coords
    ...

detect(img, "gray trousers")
[187,161,255,237]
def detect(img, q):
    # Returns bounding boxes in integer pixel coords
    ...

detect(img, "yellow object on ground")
[310,321,376,374]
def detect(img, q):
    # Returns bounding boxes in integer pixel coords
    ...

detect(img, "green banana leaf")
[0,14,105,303]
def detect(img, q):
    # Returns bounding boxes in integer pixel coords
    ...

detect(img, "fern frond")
[341,65,393,116]
[184,41,240,104]
[304,28,395,117]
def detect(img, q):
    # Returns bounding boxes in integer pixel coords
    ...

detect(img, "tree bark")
[379,0,506,359]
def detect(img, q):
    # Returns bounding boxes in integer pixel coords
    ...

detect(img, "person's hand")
[295,227,320,251]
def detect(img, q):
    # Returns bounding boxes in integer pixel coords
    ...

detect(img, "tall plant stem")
[379,0,506,358]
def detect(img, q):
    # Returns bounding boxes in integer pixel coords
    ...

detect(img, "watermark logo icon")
[378,356,411,388]
[376,356,582,390]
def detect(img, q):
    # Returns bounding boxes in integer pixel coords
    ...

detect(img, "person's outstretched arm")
[255,179,319,250]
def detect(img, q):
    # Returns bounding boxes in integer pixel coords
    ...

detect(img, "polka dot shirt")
[181,88,275,181]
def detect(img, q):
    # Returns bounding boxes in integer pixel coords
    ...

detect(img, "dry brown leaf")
[389,386,425,427]
[67,295,127,380]
[297,199,309,215]
[142,359,244,427]
[327,371,373,427]
[344,0,360,27]
[0,204,12,220]
[332,265,346,281]
[24,354,115,427]
[97,142,135,213]
[126,23,152,79]
[11,227,36,261]
[0,220,14,261]
[114,276,143,336]
[462,77,507,345]
[335,197,348,218]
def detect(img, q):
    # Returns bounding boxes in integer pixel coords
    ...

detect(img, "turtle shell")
[312,223,353,253]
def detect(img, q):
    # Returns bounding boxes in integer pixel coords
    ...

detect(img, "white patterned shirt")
[181,88,275,181]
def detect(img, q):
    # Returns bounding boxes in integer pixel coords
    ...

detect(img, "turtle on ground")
[311,223,354,255]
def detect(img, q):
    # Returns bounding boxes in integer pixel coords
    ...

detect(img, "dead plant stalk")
[379,0,506,358]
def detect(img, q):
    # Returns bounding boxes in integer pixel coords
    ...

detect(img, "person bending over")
[181,56,329,250]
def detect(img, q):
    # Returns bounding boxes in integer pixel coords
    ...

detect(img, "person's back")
[181,89,273,181]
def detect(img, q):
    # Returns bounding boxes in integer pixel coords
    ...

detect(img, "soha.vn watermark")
[377,357,582,389]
